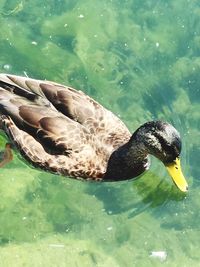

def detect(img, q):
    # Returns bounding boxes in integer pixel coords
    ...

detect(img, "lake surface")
[0,0,199,266]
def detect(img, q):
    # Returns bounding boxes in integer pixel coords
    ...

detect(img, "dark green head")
[132,121,188,192]
[133,121,181,164]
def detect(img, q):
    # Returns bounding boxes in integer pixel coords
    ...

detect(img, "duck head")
[133,121,188,192]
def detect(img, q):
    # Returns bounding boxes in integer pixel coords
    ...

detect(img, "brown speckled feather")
[0,74,131,180]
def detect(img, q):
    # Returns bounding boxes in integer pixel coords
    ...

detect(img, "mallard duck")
[0,74,188,192]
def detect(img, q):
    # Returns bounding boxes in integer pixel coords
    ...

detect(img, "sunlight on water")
[0,0,199,266]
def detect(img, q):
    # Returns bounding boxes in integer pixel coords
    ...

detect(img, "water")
[0,0,199,266]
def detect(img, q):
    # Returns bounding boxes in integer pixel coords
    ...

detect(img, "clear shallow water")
[0,0,199,266]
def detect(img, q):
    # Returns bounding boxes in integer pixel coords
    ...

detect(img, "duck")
[0,74,188,192]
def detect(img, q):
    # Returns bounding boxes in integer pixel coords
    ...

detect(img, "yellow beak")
[165,158,188,192]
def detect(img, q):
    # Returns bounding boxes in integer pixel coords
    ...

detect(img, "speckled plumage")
[0,74,131,180]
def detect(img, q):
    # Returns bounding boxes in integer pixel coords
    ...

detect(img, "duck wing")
[0,74,131,149]
[0,84,88,157]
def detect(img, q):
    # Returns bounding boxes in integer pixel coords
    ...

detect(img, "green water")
[0,0,199,266]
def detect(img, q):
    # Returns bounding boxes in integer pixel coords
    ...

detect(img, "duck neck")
[104,138,149,181]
